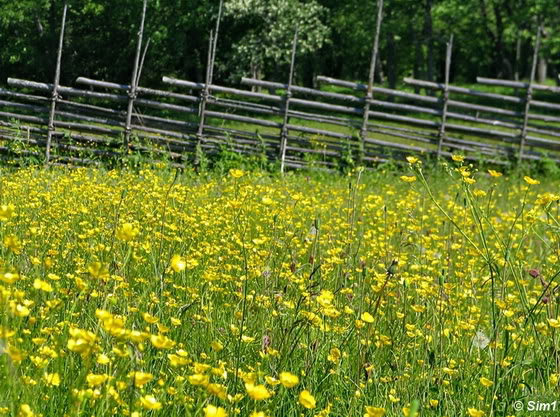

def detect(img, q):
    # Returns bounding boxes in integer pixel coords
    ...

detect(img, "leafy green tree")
[223,0,330,81]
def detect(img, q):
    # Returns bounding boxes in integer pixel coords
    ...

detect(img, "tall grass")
[0,160,558,417]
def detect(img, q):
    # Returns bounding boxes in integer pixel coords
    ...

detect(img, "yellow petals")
[361,312,374,323]
[548,318,560,328]
[188,373,209,386]
[86,373,109,387]
[364,406,385,417]
[400,176,416,183]
[479,377,493,387]
[451,154,465,162]
[150,334,175,349]
[88,262,110,279]
[97,354,111,365]
[4,235,21,253]
[327,347,341,363]
[473,189,487,197]
[18,404,34,417]
[467,408,485,417]
[170,255,186,272]
[488,169,502,177]
[143,312,159,324]
[299,390,316,409]
[0,272,19,284]
[116,223,139,241]
[229,169,244,178]
[524,176,540,185]
[204,404,228,417]
[139,395,162,410]
[133,371,154,387]
[279,371,299,388]
[0,204,15,221]
[245,383,272,400]
[43,372,61,387]
[211,340,224,352]
[33,279,53,292]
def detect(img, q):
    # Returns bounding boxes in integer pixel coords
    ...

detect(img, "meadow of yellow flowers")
[0,158,559,417]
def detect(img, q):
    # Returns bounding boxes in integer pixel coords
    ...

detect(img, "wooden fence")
[0,1,558,170]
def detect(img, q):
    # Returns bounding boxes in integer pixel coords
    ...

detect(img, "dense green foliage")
[0,0,559,88]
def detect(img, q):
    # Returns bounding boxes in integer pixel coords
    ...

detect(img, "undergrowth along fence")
[0,1,558,171]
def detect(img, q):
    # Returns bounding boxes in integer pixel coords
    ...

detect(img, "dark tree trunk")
[478,0,497,75]
[376,58,385,84]
[424,0,434,82]
[413,27,422,94]
[387,34,397,93]
[514,36,521,81]
[492,3,512,78]
[538,57,547,84]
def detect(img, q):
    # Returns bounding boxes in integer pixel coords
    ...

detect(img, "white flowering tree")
[224,0,330,80]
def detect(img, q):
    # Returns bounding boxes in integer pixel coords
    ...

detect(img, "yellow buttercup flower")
[211,340,224,352]
[139,395,162,410]
[400,176,416,183]
[97,354,111,365]
[279,371,299,388]
[364,406,385,417]
[133,371,154,387]
[143,312,159,324]
[33,279,53,293]
[479,377,493,387]
[86,373,109,387]
[524,176,540,185]
[467,408,485,417]
[229,169,244,178]
[488,169,502,177]
[43,372,61,387]
[361,312,374,323]
[204,404,228,417]
[116,222,139,241]
[451,154,465,162]
[0,272,19,284]
[0,204,15,221]
[245,383,271,400]
[88,262,110,279]
[18,404,34,417]
[150,334,175,349]
[327,347,341,363]
[4,235,21,253]
[548,318,560,328]
[299,390,316,409]
[170,255,186,272]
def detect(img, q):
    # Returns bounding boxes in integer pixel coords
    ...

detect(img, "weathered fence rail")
[1,66,559,170]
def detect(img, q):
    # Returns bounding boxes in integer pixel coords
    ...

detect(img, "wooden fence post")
[279,30,298,173]
[195,31,214,166]
[45,3,68,165]
[518,26,541,163]
[124,0,148,154]
[436,35,453,159]
[210,0,223,85]
[360,0,384,156]
[195,0,222,167]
